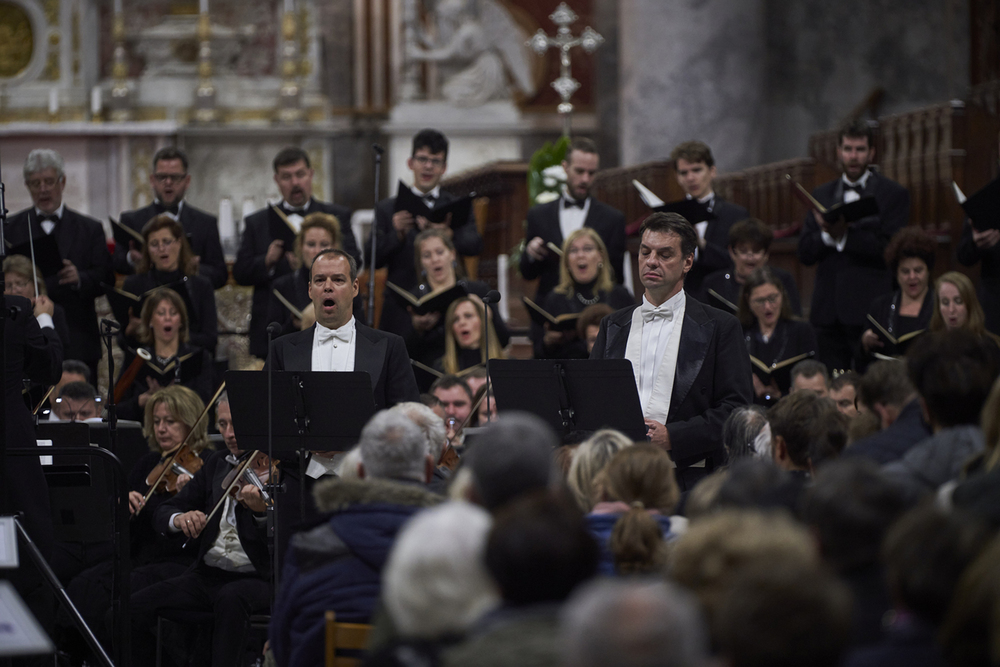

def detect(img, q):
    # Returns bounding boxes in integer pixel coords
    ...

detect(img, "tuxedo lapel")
[670,301,714,419]
[287,327,315,370]
[603,306,636,359]
[354,325,385,394]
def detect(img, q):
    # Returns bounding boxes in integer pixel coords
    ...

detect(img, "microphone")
[101,318,121,331]
[482,290,501,305]
[372,144,385,155]
[266,322,283,336]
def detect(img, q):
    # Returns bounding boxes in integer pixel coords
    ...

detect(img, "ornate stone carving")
[0,2,33,78]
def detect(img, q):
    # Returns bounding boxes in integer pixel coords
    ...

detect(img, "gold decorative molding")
[307,146,324,200]
[0,107,86,123]
[130,140,154,209]
[0,2,33,79]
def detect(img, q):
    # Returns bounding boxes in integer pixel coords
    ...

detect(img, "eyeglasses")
[412,155,445,168]
[750,293,781,307]
[567,244,598,256]
[26,177,60,190]
[148,238,176,250]
[153,173,187,184]
[6,279,32,291]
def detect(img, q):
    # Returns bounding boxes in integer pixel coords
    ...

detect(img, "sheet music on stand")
[0,581,54,656]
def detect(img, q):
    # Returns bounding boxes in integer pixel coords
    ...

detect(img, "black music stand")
[489,359,647,441]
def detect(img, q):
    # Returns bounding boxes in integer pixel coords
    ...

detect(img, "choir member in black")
[861,227,935,361]
[437,296,505,375]
[4,254,71,348]
[116,288,213,422]
[407,229,507,371]
[699,217,801,315]
[117,215,218,354]
[738,267,817,405]
[930,271,1000,356]
[957,218,1000,336]
[61,385,210,661]
[533,227,633,359]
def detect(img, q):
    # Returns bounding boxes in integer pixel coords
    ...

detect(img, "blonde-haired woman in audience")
[566,429,633,511]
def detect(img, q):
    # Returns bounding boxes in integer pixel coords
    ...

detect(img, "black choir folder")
[7,232,63,277]
[632,180,713,223]
[748,351,813,389]
[409,359,483,384]
[385,281,467,316]
[522,297,581,331]
[866,314,925,356]
[786,176,880,224]
[953,178,1000,232]
[103,279,197,328]
[393,181,474,228]
[109,216,144,250]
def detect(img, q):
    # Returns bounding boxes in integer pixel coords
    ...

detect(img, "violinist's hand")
[175,473,192,492]
[173,510,207,539]
[236,484,267,513]
[128,491,145,515]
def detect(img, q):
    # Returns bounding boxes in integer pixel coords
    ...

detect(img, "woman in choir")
[408,229,508,368]
[119,215,217,353]
[437,295,505,375]
[116,288,213,421]
[861,227,935,361]
[738,267,817,405]
[929,271,1000,352]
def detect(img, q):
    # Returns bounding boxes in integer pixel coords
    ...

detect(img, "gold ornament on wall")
[0,2,33,79]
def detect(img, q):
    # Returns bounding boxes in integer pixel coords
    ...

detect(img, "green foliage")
[527,135,570,204]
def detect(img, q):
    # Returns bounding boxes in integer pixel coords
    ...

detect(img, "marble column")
[619,0,765,171]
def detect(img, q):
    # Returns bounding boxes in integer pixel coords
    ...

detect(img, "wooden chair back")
[324,611,372,667]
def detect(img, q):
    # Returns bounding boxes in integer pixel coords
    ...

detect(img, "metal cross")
[527,2,604,137]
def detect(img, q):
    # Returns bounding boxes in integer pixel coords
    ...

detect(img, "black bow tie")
[844,184,864,196]
[563,197,586,209]
[38,213,59,223]
[155,202,180,216]
[282,203,307,214]
[422,195,437,206]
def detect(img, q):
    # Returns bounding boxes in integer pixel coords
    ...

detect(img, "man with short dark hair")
[370,129,483,336]
[52,381,100,421]
[790,359,829,397]
[235,147,360,358]
[520,137,626,300]
[798,120,911,372]
[114,146,228,288]
[843,361,929,464]
[6,149,113,384]
[828,371,860,416]
[430,374,473,445]
[768,390,832,474]
[265,249,419,411]
[591,212,753,489]
[669,140,750,298]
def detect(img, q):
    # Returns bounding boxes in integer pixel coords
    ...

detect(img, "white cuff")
[35,313,54,330]
[821,230,848,252]
[167,512,183,533]
[126,251,137,268]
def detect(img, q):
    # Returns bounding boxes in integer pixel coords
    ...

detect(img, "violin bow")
[183,450,261,549]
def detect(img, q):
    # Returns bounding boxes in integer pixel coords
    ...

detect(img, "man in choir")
[590,212,753,489]
[797,120,910,371]
[669,141,750,298]
[114,147,228,289]
[369,128,483,336]
[789,360,830,397]
[520,137,626,301]
[6,149,113,383]
[265,249,419,410]
[235,147,360,359]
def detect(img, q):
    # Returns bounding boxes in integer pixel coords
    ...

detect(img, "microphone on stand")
[367,145,385,327]
[481,291,501,423]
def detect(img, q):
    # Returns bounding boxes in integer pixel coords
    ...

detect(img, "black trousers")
[130,564,270,667]
[815,323,863,374]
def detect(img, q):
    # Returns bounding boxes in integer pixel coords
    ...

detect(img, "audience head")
[670,140,716,200]
[638,212,697,301]
[215,392,239,457]
[414,228,460,288]
[907,329,999,429]
[138,215,193,275]
[308,249,359,331]
[837,119,875,181]
[931,271,988,335]
[409,128,449,193]
[430,375,473,430]
[557,227,615,294]
[722,405,770,462]
[357,409,433,483]
[53,381,100,421]
[683,470,729,521]
[737,267,793,330]
[566,428,633,511]
[767,391,835,471]
[24,148,65,214]
[383,501,498,639]
[561,578,710,667]
[4,255,47,302]
[801,458,909,572]
[295,213,341,269]
[789,359,829,396]
[138,287,190,347]
[807,406,850,470]
[463,365,489,399]
[485,492,598,606]
[857,360,916,428]
[150,146,190,207]
[715,561,852,667]
[828,371,860,416]
[885,227,935,301]
[562,137,600,202]
[713,458,786,511]
[939,534,1000,667]
[727,218,773,281]
[577,303,614,355]
[142,385,208,454]
[272,146,313,208]
[462,412,558,512]
[391,401,448,465]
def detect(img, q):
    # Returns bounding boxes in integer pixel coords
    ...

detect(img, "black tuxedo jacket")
[5,207,113,363]
[797,172,910,327]
[590,297,753,469]
[958,219,1000,334]
[234,199,359,358]
[686,197,748,297]
[115,202,228,289]
[264,322,419,411]
[519,198,626,299]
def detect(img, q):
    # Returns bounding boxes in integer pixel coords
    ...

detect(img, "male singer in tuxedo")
[369,128,483,337]
[669,140,750,299]
[798,120,910,371]
[5,149,113,384]
[235,147,361,359]
[265,249,419,410]
[114,146,228,288]
[520,137,626,300]
[591,212,753,490]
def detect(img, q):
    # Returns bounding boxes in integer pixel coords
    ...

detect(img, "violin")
[220,451,280,508]
[145,443,205,494]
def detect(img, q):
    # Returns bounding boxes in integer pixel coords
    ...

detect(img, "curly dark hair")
[884,227,936,273]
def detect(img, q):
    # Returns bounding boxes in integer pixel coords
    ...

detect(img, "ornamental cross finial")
[527,2,604,137]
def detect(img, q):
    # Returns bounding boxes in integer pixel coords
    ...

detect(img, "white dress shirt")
[820,171,870,252]
[411,184,441,208]
[280,199,310,232]
[627,290,686,420]
[35,203,65,235]
[558,193,591,242]
[311,317,357,372]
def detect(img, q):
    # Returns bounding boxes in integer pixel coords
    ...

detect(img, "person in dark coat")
[234,146,359,359]
[114,146,228,289]
[956,216,1000,336]
[6,148,113,383]
[843,361,930,465]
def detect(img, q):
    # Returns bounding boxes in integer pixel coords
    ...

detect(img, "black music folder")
[393,181,474,228]
[954,178,1000,232]
[522,297,582,332]
[386,281,467,316]
[8,233,63,278]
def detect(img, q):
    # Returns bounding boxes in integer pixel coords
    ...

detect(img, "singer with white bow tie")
[591,212,753,490]
[264,249,419,412]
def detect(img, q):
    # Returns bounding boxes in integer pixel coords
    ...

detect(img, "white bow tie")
[641,303,673,323]
[316,325,351,344]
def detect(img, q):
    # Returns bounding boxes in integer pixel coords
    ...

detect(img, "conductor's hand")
[645,419,670,451]
[236,484,267,513]
[34,294,54,318]
[57,259,80,286]
[265,239,285,269]
[173,510,207,539]
[526,236,548,262]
